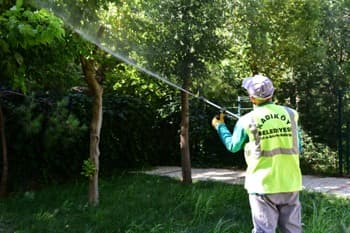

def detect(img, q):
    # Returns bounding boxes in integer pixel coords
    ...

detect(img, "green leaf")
[0,39,10,53]
[14,52,23,65]
[81,159,97,178]
[16,0,23,9]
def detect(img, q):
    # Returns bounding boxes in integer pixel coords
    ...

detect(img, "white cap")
[242,75,274,100]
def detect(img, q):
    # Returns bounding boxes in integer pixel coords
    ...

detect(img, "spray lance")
[142,67,240,120]
[198,96,240,119]
[137,67,241,119]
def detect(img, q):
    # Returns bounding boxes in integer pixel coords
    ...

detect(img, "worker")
[212,74,302,233]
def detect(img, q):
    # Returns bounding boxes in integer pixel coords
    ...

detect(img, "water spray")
[32,1,240,120]
[74,29,241,119]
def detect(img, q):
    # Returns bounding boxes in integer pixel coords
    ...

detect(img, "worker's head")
[242,74,274,105]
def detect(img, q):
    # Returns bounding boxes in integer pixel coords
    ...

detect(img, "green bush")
[100,93,180,171]
[300,129,338,175]
[3,94,88,190]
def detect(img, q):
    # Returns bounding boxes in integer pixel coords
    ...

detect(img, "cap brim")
[242,77,253,90]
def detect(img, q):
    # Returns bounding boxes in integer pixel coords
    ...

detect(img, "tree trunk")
[180,77,192,184]
[0,104,8,197]
[80,55,103,206]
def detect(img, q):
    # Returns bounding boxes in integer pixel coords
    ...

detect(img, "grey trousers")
[248,192,302,233]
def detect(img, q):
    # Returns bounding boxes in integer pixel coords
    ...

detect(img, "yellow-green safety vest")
[242,104,302,194]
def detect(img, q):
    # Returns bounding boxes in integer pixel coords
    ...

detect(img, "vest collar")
[255,101,273,108]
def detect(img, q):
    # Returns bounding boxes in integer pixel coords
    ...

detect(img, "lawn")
[0,173,349,233]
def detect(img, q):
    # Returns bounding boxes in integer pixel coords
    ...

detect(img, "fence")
[227,96,252,117]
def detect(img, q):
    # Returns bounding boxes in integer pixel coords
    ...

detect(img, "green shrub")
[300,130,338,175]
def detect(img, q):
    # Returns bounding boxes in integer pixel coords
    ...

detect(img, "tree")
[32,0,115,205]
[0,0,65,196]
[128,0,232,183]
[296,0,350,146]
[80,54,103,205]
[79,25,108,206]
[226,0,350,149]
[0,103,8,197]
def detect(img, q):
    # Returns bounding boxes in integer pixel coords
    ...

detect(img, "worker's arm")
[215,121,248,153]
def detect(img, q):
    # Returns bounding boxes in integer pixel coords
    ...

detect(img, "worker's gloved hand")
[211,112,225,129]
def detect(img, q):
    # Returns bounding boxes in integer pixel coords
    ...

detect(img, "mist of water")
[29,0,239,119]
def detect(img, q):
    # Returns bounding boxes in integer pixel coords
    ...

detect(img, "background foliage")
[0,0,349,192]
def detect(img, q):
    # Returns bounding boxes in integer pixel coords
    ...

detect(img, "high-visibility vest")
[241,103,302,194]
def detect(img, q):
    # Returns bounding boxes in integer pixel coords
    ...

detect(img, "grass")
[0,173,349,233]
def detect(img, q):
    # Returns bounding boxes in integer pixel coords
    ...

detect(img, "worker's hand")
[211,112,225,129]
